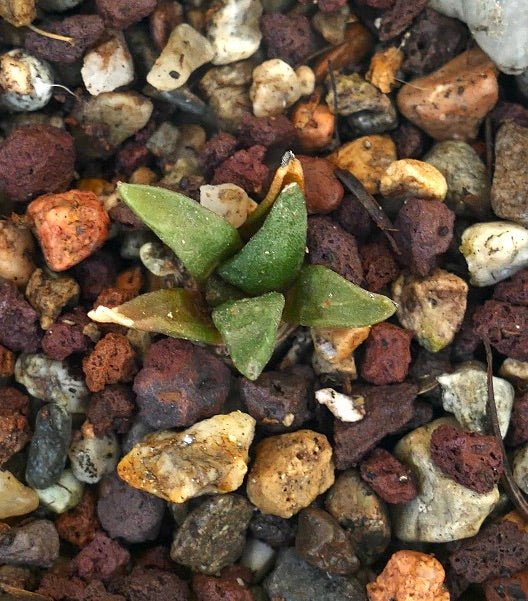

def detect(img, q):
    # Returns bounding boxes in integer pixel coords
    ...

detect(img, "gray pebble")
[0,520,59,568]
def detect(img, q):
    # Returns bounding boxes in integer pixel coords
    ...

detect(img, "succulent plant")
[89,180,396,380]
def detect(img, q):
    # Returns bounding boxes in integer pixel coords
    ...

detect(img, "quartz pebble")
[315,388,365,422]
[438,363,514,437]
[240,538,275,582]
[118,411,255,503]
[171,494,253,575]
[247,429,334,518]
[35,469,84,513]
[69,429,120,484]
[199,183,256,228]
[391,418,500,542]
[379,159,447,201]
[0,470,39,519]
[0,521,59,568]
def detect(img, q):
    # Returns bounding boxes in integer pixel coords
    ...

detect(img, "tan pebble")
[328,135,396,195]
[247,429,334,518]
[118,411,255,503]
[312,326,370,363]
[380,159,447,201]
[366,47,404,94]
[367,550,449,601]
[500,358,528,383]
[0,470,39,519]
[397,48,498,141]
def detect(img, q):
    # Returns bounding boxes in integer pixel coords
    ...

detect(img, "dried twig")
[27,23,75,46]
[327,60,341,148]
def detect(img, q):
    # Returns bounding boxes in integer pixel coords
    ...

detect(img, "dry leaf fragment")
[0,0,35,26]
[366,47,403,94]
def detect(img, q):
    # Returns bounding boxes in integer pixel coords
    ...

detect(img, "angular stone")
[0,470,39,519]
[0,520,59,568]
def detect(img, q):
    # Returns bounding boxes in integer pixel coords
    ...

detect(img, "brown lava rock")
[334,194,372,241]
[0,277,41,352]
[494,268,528,306]
[37,574,86,601]
[93,287,135,310]
[95,0,157,30]
[74,251,119,301]
[238,114,297,150]
[0,387,31,467]
[199,132,238,176]
[260,12,315,66]
[360,322,413,385]
[82,333,137,393]
[42,308,92,361]
[394,198,455,277]
[193,566,253,601]
[359,240,400,292]
[333,382,418,469]
[133,338,230,429]
[55,488,100,548]
[82,580,126,601]
[484,572,528,601]
[120,566,189,601]
[0,125,75,203]
[506,391,528,447]
[86,384,135,437]
[69,531,130,583]
[379,0,429,41]
[307,215,364,286]
[212,145,269,195]
[298,155,344,214]
[430,424,503,493]
[239,365,314,432]
[359,448,417,504]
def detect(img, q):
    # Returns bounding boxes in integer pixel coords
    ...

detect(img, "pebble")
[0,520,59,568]
[328,135,396,195]
[95,0,157,30]
[246,429,334,518]
[81,31,134,96]
[325,469,390,565]
[69,531,130,582]
[15,353,89,413]
[0,470,39,519]
[379,159,447,202]
[501,358,528,384]
[312,326,370,364]
[392,269,468,352]
[397,48,498,141]
[347,100,398,137]
[240,538,275,582]
[514,445,528,494]
[0,387,30,466]
[199,183,256,228]
[0,219,35,287]
[170,494,253,575]
[35,469,84,513]
[491,121,528,226]
[391,418,500,542]
[424,140,491,216]
[69,429,120,484]
[315,388,365,423]
[193,566,253,601]
[55,488,99,547]
[297,155,344,214]
[367,550,449,601]
[359,448,417,504]
[25,403,72,489]
[438,363,514,437]
[249,512,296,548]
[206,0,262,66]
[118,411,255,503]
[312,6,350,45]
[263,547,367,601]
[147,24,214,91]
[326,72,392,118]
[295,507,359,575]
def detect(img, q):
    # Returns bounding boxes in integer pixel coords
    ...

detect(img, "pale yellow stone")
[380,159,447,201]
[0,470,39,519]
[118,411,255,503]
[312,326,370,363]
[500,358,528,383]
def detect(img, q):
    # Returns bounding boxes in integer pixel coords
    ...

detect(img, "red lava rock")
[392,120,431,159]
[507,392,528,448]
[238,114,297,150]
[116,142,152,177]
[450,520,528,583]
[28,190,110,272]
[493,268,528,306]
[93,287,135,310]
[55,488,100,548]
[74,251,119,301]
[82,580,126,601]
[484,571,528,601]
[297,155,344,214]
[360,448,417,504]
[394,198,455,277]
[25,15,104,63]
[133,338,231,429]
[119,566,190,601]
[136,547,174,571]
[260,12,315,66]
[333,382,419,469]
[0,277,41,353]
[307,215,364,286]
[36,574,86,601]
[69,531,130,583]
[95,0,157,30]
[212,145,269,196]
[379,0,429,41]
[199,132,239,176]
[473,300,528,362]
[0,125,75,203]
[193,566,253,601]
[0,387,31,467]
[359,240,400,293]
[360,322,413,385]
[82,333,137,393]
[86,384,135,437]
[430,424,503,493]
[334,195,372,241]
[239,365,314,433]
[42,308,92,361]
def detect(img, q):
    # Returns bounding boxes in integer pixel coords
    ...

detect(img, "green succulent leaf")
[217,183,307,295]
[118,183,242,282]
[205,274,246,307]
[212,292,285,380]
[88,288,222,345]
[283,265,397,327]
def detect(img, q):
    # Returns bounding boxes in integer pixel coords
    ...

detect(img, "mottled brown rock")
[334,194,372,241]
[149,1,183,50]
[484,571,528,601]
[69,531,130,583]
[83,333,137,393]
[297,155,344,214]
[392,120,430,159]
[116,142,152,177]
[95,0,157,30]
[378,0,428,41]
[359,448,417,504]
[360,322,413,385]
[0,125,75,203]
[93,287,135,310]
[507,392,528,447]
[430,424,503,493]
[473,300,528,362]
[87,384,135,437]
[199,131,238,176]
[133,338,230,429]
[260,12,315,66]
[240,365,313,433]
[450,520,528,583]
[37,574,86,601]
[193,566,253,601]
[359,240,400,292]
[295,508,359,575]
[494,268,528,306]
[55,488,100,548]
[74,251,119,301]
[28,191,110,272]
[0,344,14,379]
[42,308,92,361]
[238,114,297,150]
[307,215,364,285]
[120,566,189,601]
[0,387,30,467]
[394,198,455,276]
[82,581,126,601]
[212,145,269,195]
[0,276,41,352]
[333,382,418,469]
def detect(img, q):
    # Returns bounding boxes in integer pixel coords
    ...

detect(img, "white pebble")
[35,470,84,514]
[200,183,256,228]
[69,431,120,484]
[315,388,365,423]
[514,444,528,494]
[250,59,303,118]
[240,538,276,582]
[295,65,315,97]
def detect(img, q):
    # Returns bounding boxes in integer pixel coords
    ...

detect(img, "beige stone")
[328,135,396,194]
[397,48,498,141]
[500,358,528,383]
[247,430,334,518]
[0,470,39,519]
[118,411,255,503]
[311,326,370,363]
[379,159,447,201]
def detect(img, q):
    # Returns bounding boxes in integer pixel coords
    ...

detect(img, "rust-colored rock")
[82,333,137,393]
[359,448,417,504]
[193,566,253,601]
[484,571,528,601]
[359,240,400,292]
[0,387,31,467]
[494,268,528,306]
[87,384,135,437]
[69,531,130,583]
[0,345,14,379]
[95,0,157,30]
[42,308,92,361]
[55,488,100,548]
[212,145,269,196]
[507,392,528,447]
[238,113,297,150]
[298,155,344,214]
